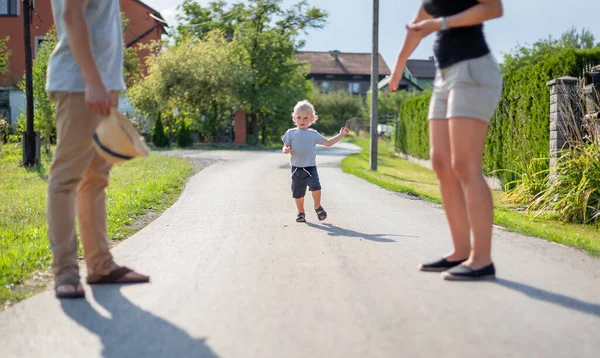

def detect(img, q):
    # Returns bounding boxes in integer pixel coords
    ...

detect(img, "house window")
[0,0,18,16]
[348,82,361,93]
[321,81,330,92]
[34,36,49,57]
[0,90,9,108]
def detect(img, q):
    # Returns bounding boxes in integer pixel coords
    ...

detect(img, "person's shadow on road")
[306,222,417,243]
[60,286,219,358]
[494,278,600,318]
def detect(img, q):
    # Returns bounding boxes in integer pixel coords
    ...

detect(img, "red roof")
[296,51,391,76]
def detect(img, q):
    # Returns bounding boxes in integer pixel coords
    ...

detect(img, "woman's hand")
[389,62,405,92]
[406,18,441,38]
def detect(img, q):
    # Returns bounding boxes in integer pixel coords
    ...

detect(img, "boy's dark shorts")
[291,166,321,198]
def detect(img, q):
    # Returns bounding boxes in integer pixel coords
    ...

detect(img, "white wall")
[9,90,25,127]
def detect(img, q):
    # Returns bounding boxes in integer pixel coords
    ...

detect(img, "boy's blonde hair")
[292,100,319,123]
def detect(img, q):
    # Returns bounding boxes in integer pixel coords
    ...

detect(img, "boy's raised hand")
[283,145,292,155]
[340,126,350,136]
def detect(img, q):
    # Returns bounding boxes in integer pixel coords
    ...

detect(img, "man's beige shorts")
[428,54,503,123]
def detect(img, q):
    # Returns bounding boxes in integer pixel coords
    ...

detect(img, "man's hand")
[283,145,292,155]
[339,126,350,136]
[85,81,114,115]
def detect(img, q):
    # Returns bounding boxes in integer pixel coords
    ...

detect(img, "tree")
[310,90,363,135]
[0,36,10,75]
[175,0,328,143]
[128,31,253,142]
[177,121,194,147]
[152,114,170,147]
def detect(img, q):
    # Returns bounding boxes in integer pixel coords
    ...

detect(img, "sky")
[144,0,600,70]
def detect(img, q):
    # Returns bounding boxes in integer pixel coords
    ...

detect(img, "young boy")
[282,100,349,222]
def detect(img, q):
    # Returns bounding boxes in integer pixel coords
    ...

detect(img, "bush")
[503,85,600,225]
[395,89,431,159]
[177,122,194,147]
[311,90,364,134]
[0,118,10,144]
[487,47,600,185]
[152,114,170,148]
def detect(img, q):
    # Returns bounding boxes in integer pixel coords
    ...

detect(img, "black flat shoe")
[441,263,496,281]
[418,257,467,272]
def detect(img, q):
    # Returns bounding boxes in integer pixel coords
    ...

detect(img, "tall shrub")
[152,114,170,148]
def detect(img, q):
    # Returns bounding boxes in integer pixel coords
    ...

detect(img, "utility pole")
[22,0,39,166]
[369,0,379,171]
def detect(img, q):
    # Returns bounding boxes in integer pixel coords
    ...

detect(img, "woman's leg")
[448,117,493,268]
[429,119,471,260]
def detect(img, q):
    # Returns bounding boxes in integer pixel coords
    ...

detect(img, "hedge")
[395,48,600,186]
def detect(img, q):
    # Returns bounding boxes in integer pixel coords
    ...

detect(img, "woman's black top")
[423,0,491,68]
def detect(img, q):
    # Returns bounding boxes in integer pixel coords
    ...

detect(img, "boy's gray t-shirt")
[282,128,327,167]
[46,0,126,92]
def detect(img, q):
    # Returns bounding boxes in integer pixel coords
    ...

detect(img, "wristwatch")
[439,17,448,31]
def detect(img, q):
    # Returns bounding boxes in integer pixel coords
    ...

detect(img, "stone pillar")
[546,76,579,169]
[234,109,247,146]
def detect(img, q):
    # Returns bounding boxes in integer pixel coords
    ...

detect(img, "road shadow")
[306,222,417,243]
[60,286,219,358]
[494,278,600,318]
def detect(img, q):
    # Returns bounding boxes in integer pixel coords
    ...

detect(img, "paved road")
[1,143,600,358]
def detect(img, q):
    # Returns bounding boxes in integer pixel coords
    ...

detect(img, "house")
[0,0,168,126]
[378,57,436,93]
[296,50,391,96]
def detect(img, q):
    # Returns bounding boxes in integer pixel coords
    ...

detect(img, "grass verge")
[341,136,600,256]
[0,143,192,305]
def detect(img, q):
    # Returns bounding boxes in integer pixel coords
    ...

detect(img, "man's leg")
[77,150,119,281]
[47,93,105,294]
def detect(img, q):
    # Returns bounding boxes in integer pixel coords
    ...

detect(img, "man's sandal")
[87,266,150,285]
[296,212,306,222]
[55,275,85,299]
[315,206,327,221]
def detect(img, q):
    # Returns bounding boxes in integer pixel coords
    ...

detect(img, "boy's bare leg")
[311,190,322,209]
[295,197,305,213]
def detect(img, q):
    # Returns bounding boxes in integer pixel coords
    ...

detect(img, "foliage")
[0,118,11,144]
[152,114,170,148]
[177,121,194,147]
[174,0,328,143]
[129,32,251,142]
[395,89,432,159]
[310,90,363,134]
[18,28,58,154]
[121,13,143,88]
[502,85,600,225]
[0,36,10,75]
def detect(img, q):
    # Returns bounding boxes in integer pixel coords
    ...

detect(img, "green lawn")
[341,137,600,256]
[0,143,192,304]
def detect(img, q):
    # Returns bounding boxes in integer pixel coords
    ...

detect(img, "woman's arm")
[389,5,433,92]
[406,0,503,35]
[445,0,503,29]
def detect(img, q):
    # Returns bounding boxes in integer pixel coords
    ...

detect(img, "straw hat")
[93,109,149,164]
